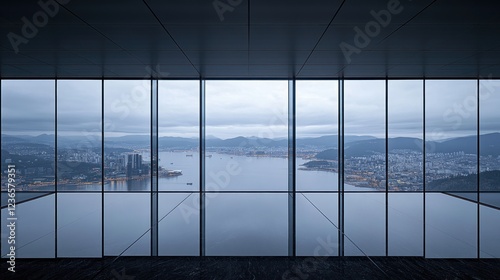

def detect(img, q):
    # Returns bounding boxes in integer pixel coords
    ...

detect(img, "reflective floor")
[1,257,499,280]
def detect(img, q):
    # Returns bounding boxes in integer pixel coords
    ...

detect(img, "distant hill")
[206,136,287,148]
[427,170,500,191]
[4,133,500,156]
[296,135,376,148]
[1,135,29,144]
[431,133,500,156]
[315,133,500,159]
[316,137,424,159]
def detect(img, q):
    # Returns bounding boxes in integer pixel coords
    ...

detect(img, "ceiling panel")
[0,1,500,78]
[297,64,349,78]
[186,50,247,65]
[199,64,249,78]
[8,50,96,65]
[75,50,145,65]
[129,50,194,65]
[249,50,309,65]
[147,0,248,25]
[410,0,500,25]
[62,0,158,24]
[334,0,436,24]
[250,0,343,25]
[250,25,326,51]
[165,24,248,51]
[90,24,179,51]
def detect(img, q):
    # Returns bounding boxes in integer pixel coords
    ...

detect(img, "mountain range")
[0,134,374,149]
[2,133,500,157]
[316,133,500,160]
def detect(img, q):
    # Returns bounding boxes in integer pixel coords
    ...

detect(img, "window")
[425,80,478,258]
[344,80,386,256]
[104,80,151,191]
[205,81,288,191]
[1,78,499,259]
[388,80,424,256]
[57,80,102,191]
[479,79,500,258]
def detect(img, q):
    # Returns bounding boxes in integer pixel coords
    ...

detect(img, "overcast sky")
[1,79,499,139]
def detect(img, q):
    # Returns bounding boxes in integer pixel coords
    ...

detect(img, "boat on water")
[166,170,182,177]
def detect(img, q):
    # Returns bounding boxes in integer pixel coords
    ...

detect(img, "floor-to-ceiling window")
[425,80,478,258]
[387,80,424,257]
[57,80,102,257]
[344,80,386,256]
[1,80,55,258]
[103,80,151,256]
[296,80,339,256]
[479,79,500,258]
[1,78,499,259]
[158,80,200,256]
[204,80,289,256]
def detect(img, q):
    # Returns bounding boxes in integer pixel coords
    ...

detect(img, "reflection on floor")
[1,257,499,279]
[0,192,53,209]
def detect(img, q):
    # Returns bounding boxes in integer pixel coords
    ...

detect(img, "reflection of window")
[206,194,288,256]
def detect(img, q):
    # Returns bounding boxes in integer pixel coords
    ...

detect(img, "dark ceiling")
[1,0,499,78]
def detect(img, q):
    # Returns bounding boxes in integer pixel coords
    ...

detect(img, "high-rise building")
[126,153,143,177]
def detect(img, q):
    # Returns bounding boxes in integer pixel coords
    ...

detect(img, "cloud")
[2,79,499,139]
[2,80,55,134]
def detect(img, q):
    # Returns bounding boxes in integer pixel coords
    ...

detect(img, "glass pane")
[158,80,199,191]
[480,205,500,258]
[425,193,477,258]
[344,193,385,256]
[104,80,151,191]
[206,193,288,256]
[1,80,55,192]
[1,194,55,258]
[104,193,150,256]
[296,81,338,191]
[388,193,423,256]
[388,80,423,191]
[425,80,477,193]
[57,193,102,257]
[158,193,199,256]
[344,80,386,191]
[205,81,288,191]
[57,80,102,191]
[479,79,500,258]
[297,193,338,256]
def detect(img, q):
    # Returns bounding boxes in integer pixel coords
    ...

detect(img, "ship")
[166,170,182,177]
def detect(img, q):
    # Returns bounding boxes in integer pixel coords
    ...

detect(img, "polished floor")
[1,257,500,280]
